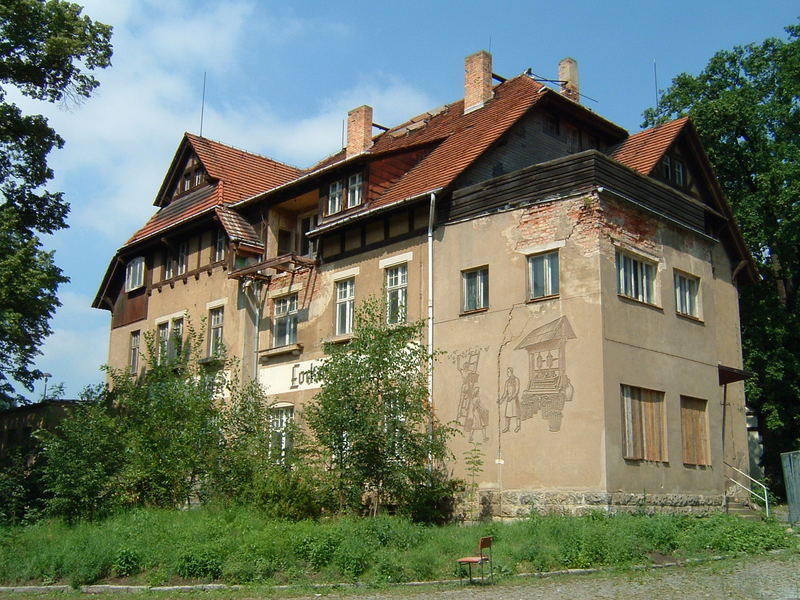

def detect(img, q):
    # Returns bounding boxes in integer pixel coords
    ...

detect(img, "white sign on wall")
[259,357,324,396]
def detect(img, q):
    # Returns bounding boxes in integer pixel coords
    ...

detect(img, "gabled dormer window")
[125,256,145,292]
[661,155,686,188]
[347,173,364,208]
[173,157,206,198]
[328,180,343,214]
[326,172,365,216]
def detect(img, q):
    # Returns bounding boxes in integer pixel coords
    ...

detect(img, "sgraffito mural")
[452,347,490,442]
[450,316,576,441]
[514,316,575,432]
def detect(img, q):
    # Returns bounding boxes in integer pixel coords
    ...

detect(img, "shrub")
[176,547,223,580]
[112,547,141,577]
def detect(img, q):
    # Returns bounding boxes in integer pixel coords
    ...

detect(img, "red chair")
[457,536,493,584]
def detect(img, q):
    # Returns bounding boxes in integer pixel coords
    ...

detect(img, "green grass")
[0,506,793,589]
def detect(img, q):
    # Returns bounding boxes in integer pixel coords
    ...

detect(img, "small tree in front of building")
[305,297,455,518]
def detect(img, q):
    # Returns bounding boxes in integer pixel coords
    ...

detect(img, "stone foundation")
[456,489,726,521]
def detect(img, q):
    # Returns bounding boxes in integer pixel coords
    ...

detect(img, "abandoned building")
[93,51,756,516]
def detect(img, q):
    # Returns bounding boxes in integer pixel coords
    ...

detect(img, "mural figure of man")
[458,371,488,442]
[498,367,521,433]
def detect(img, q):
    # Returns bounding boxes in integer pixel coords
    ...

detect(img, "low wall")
[456,489,726,520]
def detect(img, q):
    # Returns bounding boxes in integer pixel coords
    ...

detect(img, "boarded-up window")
[622,385,666,462]
[681,396,709,465]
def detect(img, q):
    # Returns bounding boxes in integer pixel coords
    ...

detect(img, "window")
[274,294,298,347]
[177,242,188,275]
[157,322,170,365]
[327,173,365,215]
[125,256,145,292]
[163,251,173,280]
[386,264,408,323]
[328,180,343,215]
[270,405,294,462]
[209,307,224,356]
[347,173,364,208]
[681,396,710,466]
[193,168,204,187]
[278,229,294,256]
[616,250,656,304]
[169,318,184,361]
[335,278,355,335]
[129,331,140,375]
[214,230,226,263]
[675,271,699,317]
[621,385,666,462]
[462,267,489,312]
[298,213,318,256]
[529,251,559,299]
[661,155,686,188]
[543,113,560,136]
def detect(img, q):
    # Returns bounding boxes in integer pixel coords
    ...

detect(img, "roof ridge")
[185,132,302,171]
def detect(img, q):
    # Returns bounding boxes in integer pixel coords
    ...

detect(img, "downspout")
[427,192,437,470]
[252,282,261,382]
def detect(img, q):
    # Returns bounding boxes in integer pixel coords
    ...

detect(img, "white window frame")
[125,256,145,292]
[157,322,170,365]
[129,330,140,375]
[616,249,656,305]
[328,180,343,215]
[674,271,700,318]
[528,251,559,300]
[168,317,184,361]
[270,404,294,462]
[335,278,355,335]
[462,267,489,312]
[347,172,364,208]
[386,264,408,324]
[209,306,224,356]
[177,241,188,275]
[273,294,298,347]
[214,230,226,263]
[163,250,173,280]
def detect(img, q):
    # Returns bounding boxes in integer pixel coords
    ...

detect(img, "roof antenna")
[488,35,492,54]
[341,119,345,148]
[200,71,207,138]
[653,59,659,107]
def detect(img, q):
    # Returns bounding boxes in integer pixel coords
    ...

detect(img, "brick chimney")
[464,50,493,113]
[559,57,579,103]
[346,105,373,157]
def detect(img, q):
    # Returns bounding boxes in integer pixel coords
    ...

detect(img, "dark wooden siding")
[446,150,708,233]
[111,286,148,328]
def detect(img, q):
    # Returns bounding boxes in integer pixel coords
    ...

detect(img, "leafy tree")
[305,297,455,517]
[38,320,318,521]
[0,1,112,405]
[643,23,800,491]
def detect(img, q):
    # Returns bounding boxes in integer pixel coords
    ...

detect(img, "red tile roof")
[186,134,301,204]
[373,76,547,209]
[609,117,689,176]
[125,135,301,247]
[216,205,262,249]
[279,76,548,217]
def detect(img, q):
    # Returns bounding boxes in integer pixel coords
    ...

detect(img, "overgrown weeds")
[0,506,792,588]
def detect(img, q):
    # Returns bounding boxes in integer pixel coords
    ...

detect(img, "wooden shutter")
[641,389,665,461]
[681,396,708,465]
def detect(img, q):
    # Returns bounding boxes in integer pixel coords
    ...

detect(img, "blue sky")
[15,0,799,400]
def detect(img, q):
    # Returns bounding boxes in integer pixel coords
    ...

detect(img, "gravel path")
[293,553,800,600]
